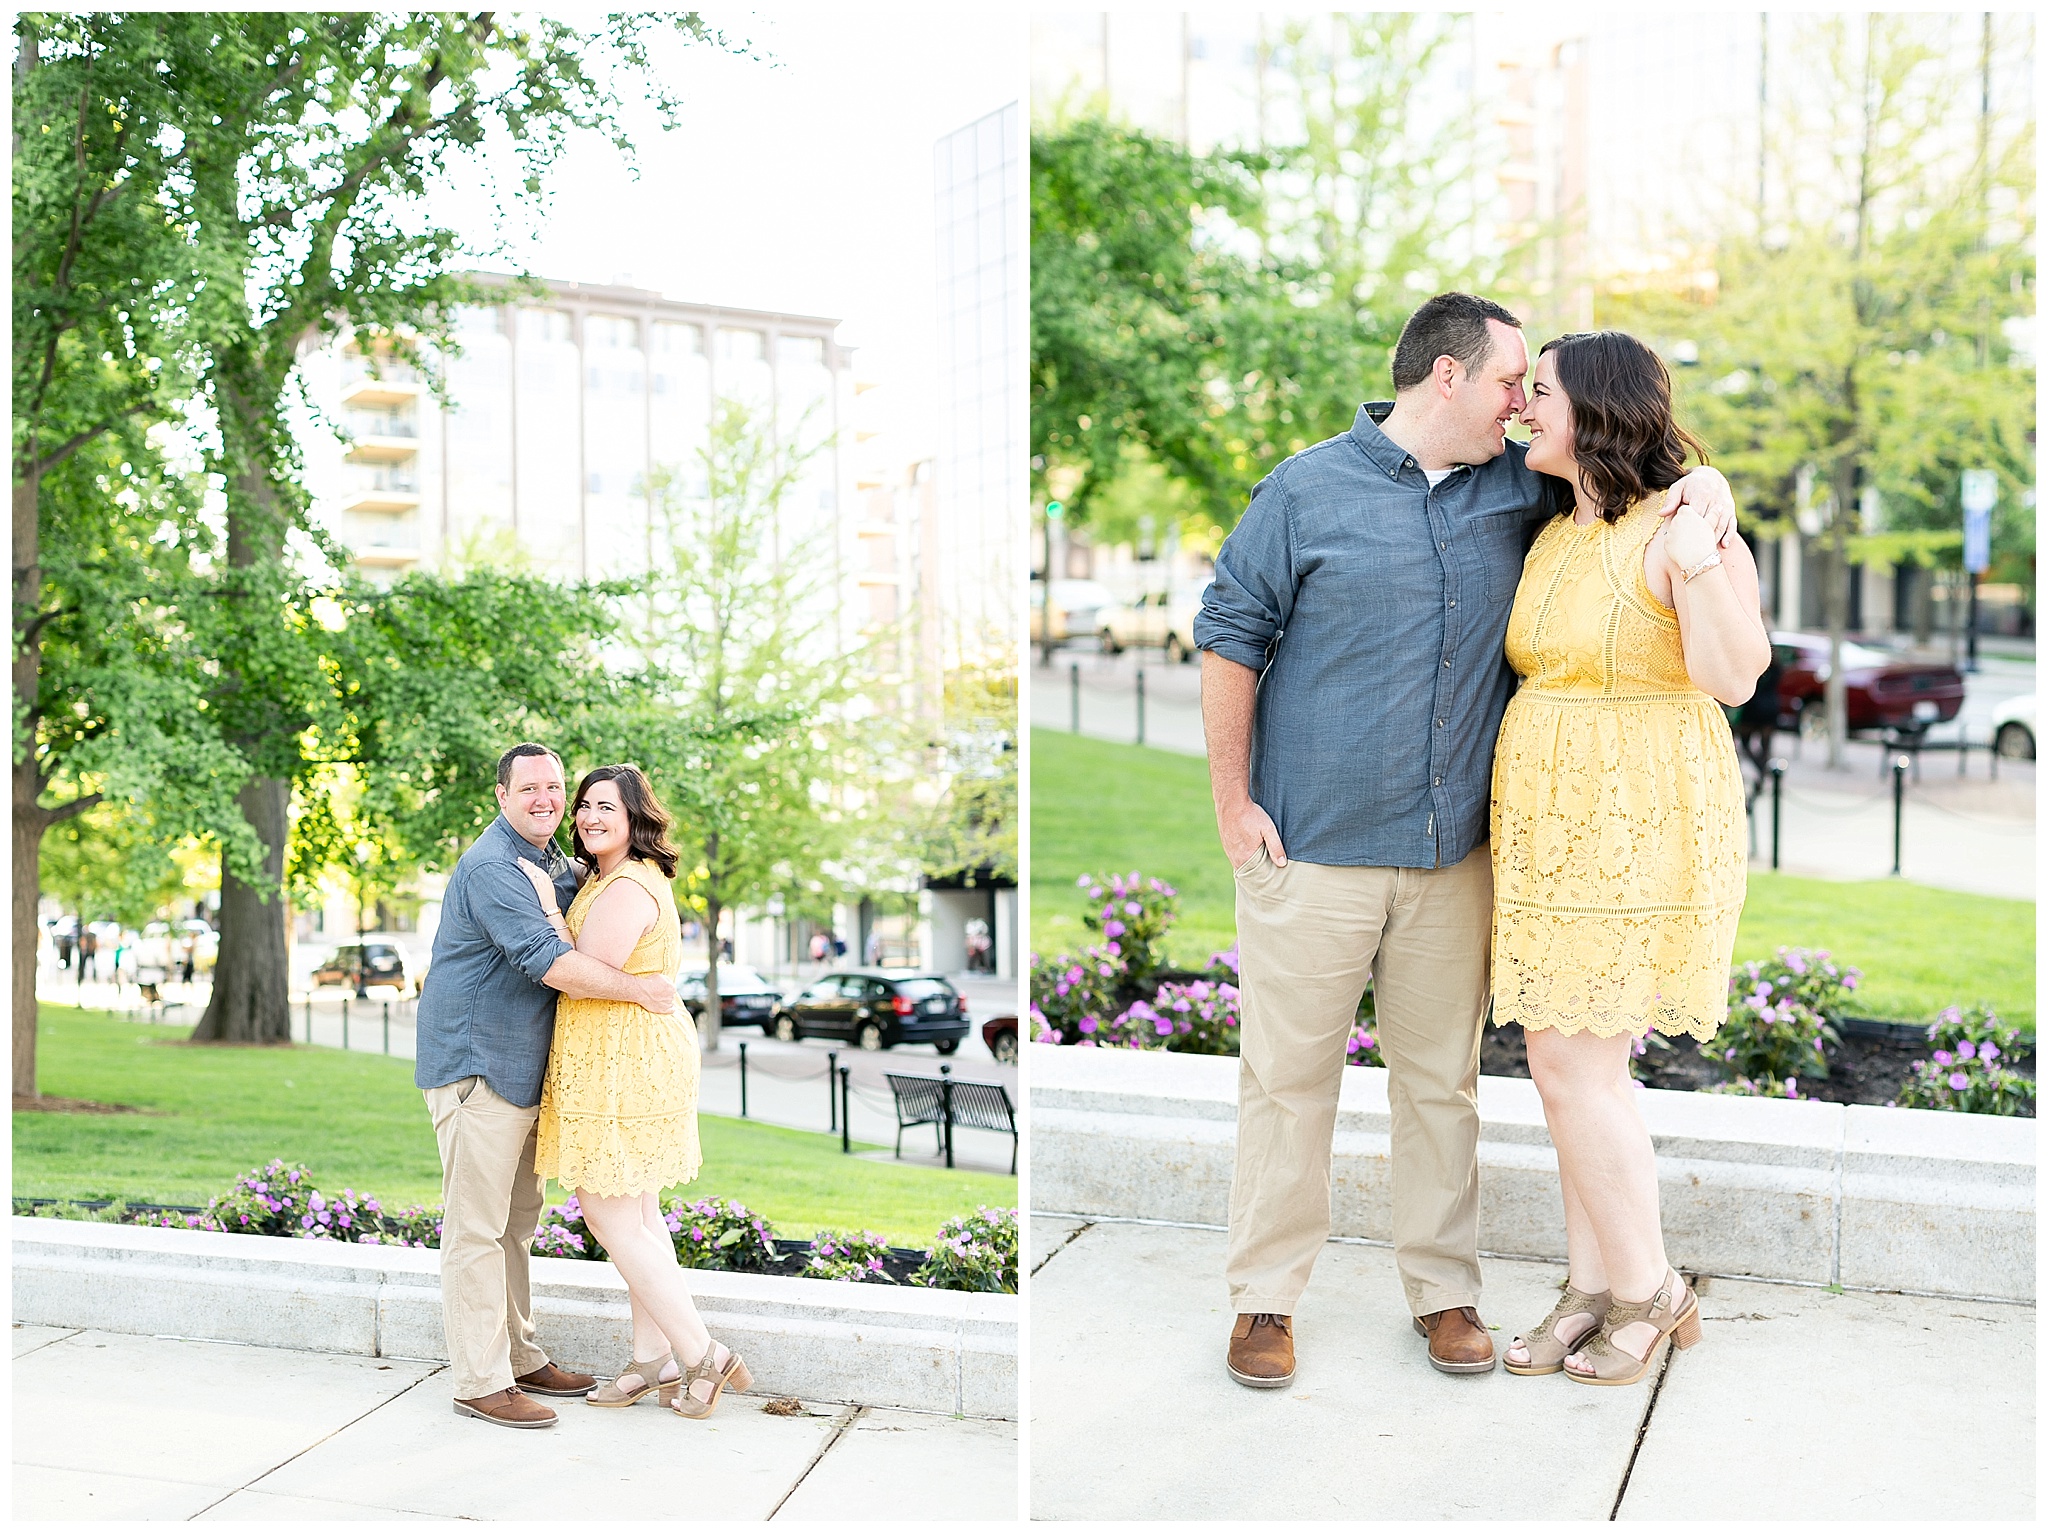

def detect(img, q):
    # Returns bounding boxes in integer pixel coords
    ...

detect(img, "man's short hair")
[496,742,562,788]
[1390,293,1524,391]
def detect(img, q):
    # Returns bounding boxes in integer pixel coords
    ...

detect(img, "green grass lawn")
[1031,728,2035,1028]
[14,1007,1014,1246]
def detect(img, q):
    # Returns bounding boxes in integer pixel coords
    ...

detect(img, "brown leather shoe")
[1413,1306,1497,1375]
[515,1361,598,1398]
[1226,1312,1295,1389]
[453,1386,558,1428]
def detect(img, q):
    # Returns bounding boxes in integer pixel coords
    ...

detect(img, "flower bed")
[14,1162,1019,1293]
[1031,870,2033,1115]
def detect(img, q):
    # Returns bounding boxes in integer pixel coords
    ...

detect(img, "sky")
[436,8,1024,452]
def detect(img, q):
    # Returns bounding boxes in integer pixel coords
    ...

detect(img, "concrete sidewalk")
[1028,1217,2035,1521]
[12,1326,1017,1522]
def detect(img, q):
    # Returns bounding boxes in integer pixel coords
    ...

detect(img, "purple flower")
[1980,1041,2000,1061]
[1956,1039,1976,1060]
[1123,901,1141,917]
[1785,1077,1798,1099]
[1155,1017,1173,1036]
[1103,920,1126,938]
[1949,1071,1970,1091]
[1933,1050,1953,1066]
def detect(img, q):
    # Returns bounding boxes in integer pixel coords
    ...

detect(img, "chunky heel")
[725,1356,754,1394]
[1672,1300,1703,1350]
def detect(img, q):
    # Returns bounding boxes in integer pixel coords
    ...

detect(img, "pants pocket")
[1232,845,1269,877]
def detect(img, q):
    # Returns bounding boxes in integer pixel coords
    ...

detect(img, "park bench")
[884,1069,1017,1174]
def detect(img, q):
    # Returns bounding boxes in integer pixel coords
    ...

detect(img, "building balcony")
[337,487,422,516]
[344,513,422,568]
[340,376,422,409]
[343,435,422,464]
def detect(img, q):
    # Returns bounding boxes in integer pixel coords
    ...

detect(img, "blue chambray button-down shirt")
[1193,401,1565,870]
[414,814,581,1108]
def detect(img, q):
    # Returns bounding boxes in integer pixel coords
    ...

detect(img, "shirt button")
[1439,541,1447,550]
[1434,776,1442,785]
[1448,599,1457,608]
[1443,659,1452,668]
[1436,719,1445,728]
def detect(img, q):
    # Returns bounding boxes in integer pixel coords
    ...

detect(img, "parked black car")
[311,940,407,995]
[773,970,969,1053]
[676,964,782,1032]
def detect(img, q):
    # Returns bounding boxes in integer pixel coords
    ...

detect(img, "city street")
[1032,642,2036,899]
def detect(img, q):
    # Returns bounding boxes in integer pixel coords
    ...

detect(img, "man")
[1193,294,1735,1389]
[416,742,683,1429]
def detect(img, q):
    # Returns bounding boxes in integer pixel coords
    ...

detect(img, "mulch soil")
[1480,1022,2035,1114]
[12,1094,144,1115]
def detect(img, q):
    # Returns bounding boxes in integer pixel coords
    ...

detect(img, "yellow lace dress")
[1490,499,1746,1041]
[534,858,701,1196]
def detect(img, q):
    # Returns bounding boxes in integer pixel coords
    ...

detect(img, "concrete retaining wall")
[10,1217,1016,1419]
[1030,1046,2035,1302]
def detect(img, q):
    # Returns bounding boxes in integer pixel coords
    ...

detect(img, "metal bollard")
[1891,755,1908,876]
[1070,663,1080,733]
[838,1066,852,1154]
[1135,665,1145,746]
[382,1001,390,1055]
[827,1050,839,1133]
[341,996,349,1052]
[303,995,312,1044]
[738,1040,749,1118]
[1768,759,1785,871]
[939,1064,955,1170]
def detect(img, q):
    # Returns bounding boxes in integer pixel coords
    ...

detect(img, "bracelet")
[1680,552,1724,583]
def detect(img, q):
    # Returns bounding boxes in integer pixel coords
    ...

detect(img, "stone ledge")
[9,1217,1016,1420]
[1028,1045,2035,1301]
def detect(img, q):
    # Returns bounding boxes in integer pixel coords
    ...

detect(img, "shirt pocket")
[1469,504,1535,605]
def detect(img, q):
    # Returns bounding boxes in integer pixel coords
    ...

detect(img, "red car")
[1770,632,1965,736]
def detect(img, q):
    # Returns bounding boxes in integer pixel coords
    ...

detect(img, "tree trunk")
[14,465,43,1096]
[190,775,292,1042]
[701,884,723,1055]
[1823,463,1853,770]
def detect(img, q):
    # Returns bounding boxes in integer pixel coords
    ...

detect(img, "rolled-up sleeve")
[1193,470,1296,674]
[470,859,575,984]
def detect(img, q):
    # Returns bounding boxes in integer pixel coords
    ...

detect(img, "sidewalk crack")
[184,1363,445,1521]
[1606,1343,1677,1520]
[1030,1219,1094,1276]
[10,1326,83,1361]
[767,1403,865,1521]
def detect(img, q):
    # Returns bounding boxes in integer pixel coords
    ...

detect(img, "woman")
[515,763,752,1419]
[1491,332,1771,1386]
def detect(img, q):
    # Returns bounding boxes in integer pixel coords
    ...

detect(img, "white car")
[1103,589,1203,662]
[1029,578,1119,648]
[1991,693,2034,759]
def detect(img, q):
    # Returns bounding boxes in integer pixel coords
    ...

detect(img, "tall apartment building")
[295,276,853,600]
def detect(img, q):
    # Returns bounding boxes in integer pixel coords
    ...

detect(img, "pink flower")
[1933,1050,1954,1066]
[1948,1071,1970,1091]
[1956,1039,1977,1060]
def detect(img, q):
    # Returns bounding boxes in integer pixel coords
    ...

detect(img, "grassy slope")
[1030,728,2034,1027]
[15,1007,1013,1245]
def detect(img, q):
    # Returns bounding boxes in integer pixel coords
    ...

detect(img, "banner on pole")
[1960,470,1996,575]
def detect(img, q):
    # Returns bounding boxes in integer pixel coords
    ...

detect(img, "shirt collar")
[1350,401,1487,484]
[1351,402,1419,482]
[489,813,564,869]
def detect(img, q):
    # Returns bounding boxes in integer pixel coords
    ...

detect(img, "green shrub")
[912,1205,1017,1294]
[1896,1006,2037,1116]
[804,1228,896,1283]
[1710,949,1855,1085]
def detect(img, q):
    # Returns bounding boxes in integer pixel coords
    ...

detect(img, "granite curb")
[9,1217,1016,1419]
[1030,1045,2035,1300]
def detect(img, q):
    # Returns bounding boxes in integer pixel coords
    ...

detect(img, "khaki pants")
[1224,845,1493,1319]
[423,1076,550,1399]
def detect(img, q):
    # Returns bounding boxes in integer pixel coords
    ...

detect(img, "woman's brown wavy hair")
[1539,331,1710,523]
[570,763,680,880]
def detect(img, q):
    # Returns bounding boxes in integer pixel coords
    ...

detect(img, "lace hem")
[535,1110,703,1198]
[1493,903,1735,1043]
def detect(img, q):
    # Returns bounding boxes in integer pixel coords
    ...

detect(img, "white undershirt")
[1424,467,1456,488]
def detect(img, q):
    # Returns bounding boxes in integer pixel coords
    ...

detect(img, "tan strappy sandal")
[1504,1282,1611,1376]
[1565,1270,1701,1387]
[585,1351,676,1407]
[669,1342,753,1419]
